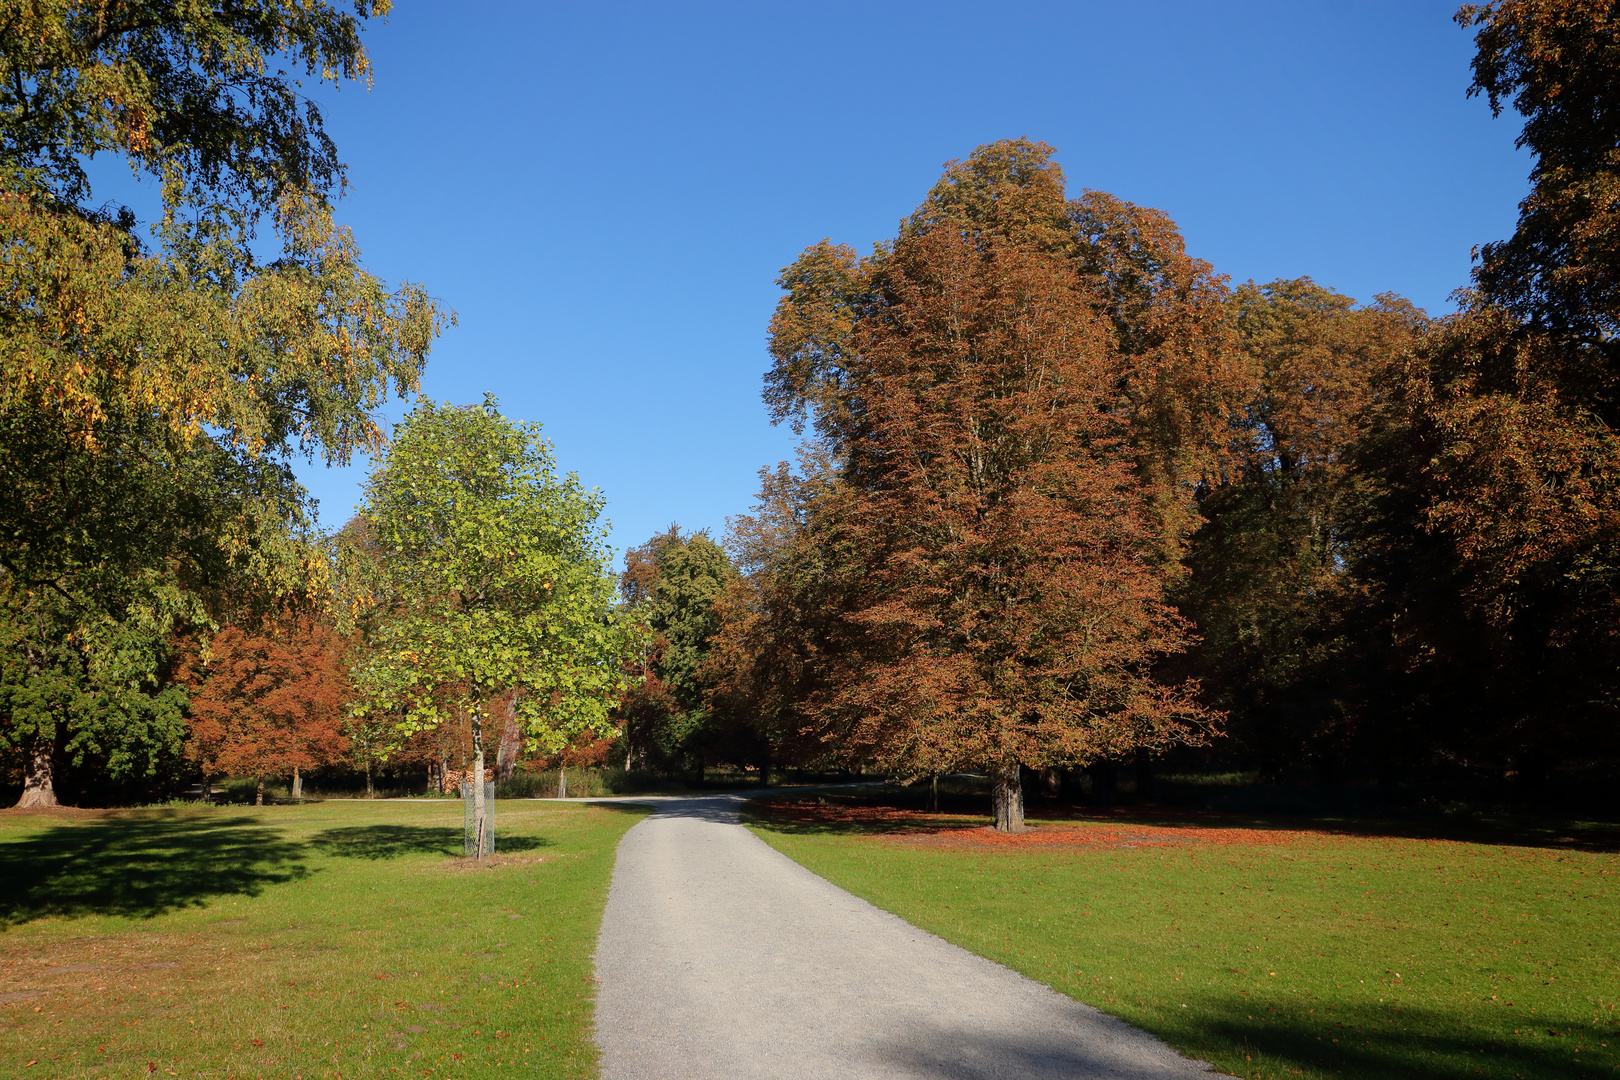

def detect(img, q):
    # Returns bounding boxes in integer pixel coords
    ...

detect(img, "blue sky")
[271,0,1527,556]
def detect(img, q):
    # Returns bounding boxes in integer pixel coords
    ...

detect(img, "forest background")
[2,0,1616,819]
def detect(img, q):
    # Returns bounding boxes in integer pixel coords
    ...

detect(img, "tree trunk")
[16,735,58,808]
[364,760,373,798]
[496,708,520,783]
[471,702,488,859]
[255,776,265,806]
[557,767,567,800]
[437,752,448,794]
[292,765,302,802]
[991,763,1025,833]
[1039,767,1062,798]
[931,774,939,813]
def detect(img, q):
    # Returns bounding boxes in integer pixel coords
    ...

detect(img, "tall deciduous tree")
[723,141,1220,830]
[352,398,639,853]
[0,1,446,805]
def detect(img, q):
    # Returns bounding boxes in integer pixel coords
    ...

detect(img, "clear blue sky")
[282,0,1527,557]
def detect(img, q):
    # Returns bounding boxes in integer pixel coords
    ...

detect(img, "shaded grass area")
[745,794,1620,1080]
[0,800,647,1078]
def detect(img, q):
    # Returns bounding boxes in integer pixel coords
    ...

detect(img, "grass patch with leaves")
[0,798,647,1078]
[745,795,1619,1080]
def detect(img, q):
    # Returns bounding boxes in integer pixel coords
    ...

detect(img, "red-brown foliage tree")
[183,617,354,803]
[717,141,1221,830]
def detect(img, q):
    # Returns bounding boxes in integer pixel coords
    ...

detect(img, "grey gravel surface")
[592,793,1213,1079]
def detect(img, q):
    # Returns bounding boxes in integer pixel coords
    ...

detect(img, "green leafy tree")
[352,398,640,853]
[620,526,739,775]
[0,1,446,805]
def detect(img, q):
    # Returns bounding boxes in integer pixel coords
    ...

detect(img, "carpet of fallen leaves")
[753,798,1458,853]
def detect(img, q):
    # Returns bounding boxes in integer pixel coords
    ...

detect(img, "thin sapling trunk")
[470,698,488,858]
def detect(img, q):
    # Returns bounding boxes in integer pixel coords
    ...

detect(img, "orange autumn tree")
[184,617,353,803]
[722,140,1221,830]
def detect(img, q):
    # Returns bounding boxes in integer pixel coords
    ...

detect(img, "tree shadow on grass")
[857,995,1604,1080]
[0,812,307,927]
[310,825,552,859]
[1171,995,1608,1080]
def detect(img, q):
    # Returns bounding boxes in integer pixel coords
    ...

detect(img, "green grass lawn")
[0,798,647,1079]
[746,797,1619,1080]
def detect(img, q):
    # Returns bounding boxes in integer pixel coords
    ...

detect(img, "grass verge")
[745,795,1618,1080]
[0,799,647,1078]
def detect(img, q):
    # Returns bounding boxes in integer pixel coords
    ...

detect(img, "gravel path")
[591,793,1212,1079]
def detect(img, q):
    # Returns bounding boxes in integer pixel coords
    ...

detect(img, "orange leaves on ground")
[754,799,1487,854]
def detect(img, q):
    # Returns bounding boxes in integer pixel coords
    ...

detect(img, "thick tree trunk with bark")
[255,777,265,805]
[17,736,58,808]
[991,763,1026,833]
[292,765,302,802]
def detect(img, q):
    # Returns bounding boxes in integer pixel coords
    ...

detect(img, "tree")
[0,1,447,805]
[182,616,353,804]
[1460,0,1620,347]
[352,398,640,854]
[1174,280,1425,776]
[619,526,739,775]
[725,141,1220,830]
[1334,2,1620,781]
